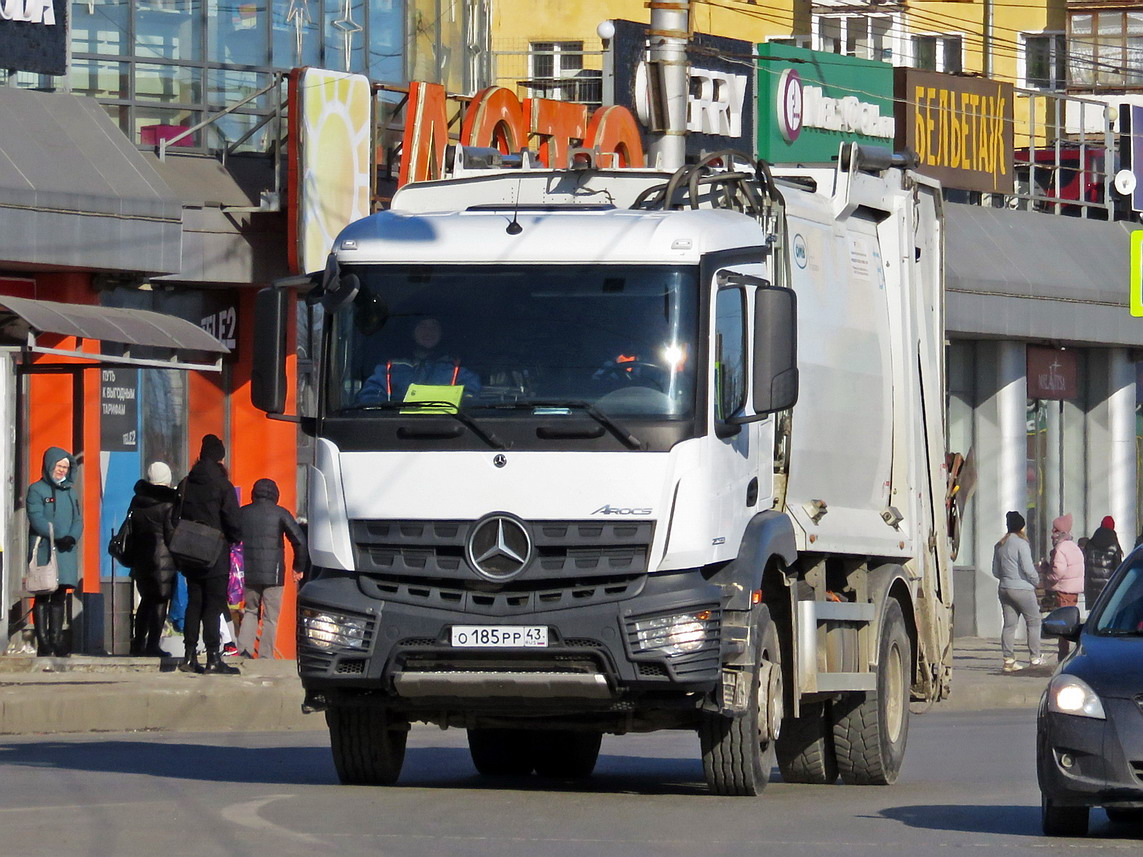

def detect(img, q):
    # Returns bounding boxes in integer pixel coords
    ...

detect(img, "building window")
[1023,32,1067,90]
[528,41,601,105]
[766,35,812,49]
[913,34,963,73]
[1069,10,1143,89]
[815,14,899,63]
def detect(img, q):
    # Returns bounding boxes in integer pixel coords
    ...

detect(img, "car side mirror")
[1042,605,1082,641]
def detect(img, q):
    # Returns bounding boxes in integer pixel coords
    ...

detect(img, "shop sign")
[398,82,644,187]
[756,44,894,164]
[609,20,753,161]
[0,0,66,75]
[894,68,1013,194]
[199,291,238,352]
[1027,346,1077,400]
[100,367,138,451]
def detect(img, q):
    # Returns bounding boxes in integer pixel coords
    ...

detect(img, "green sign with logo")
[756,44,895,164]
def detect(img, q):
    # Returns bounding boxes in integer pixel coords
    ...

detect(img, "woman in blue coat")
[26,447,82,656]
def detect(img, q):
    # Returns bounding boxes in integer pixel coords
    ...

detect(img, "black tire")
[700,607,783,796]
[533,730,603,779]
[833,599,910,785]
[467,728,536,776]
[325,705,407,785]
[776,700,838,784]
[1104,807,1143,826]
[1042,796,1089,836]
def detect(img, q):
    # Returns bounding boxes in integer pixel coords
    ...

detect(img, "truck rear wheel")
[467,728,535,776]
[832,599,910,785]
[326,704,407,785]
[700,607,782,796]
[776,700,838,784]
[533,731,603,778]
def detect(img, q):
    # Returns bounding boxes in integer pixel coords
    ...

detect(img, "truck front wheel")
[533,731,603,778]
[700,606,782,796]
[467,728,536,776]
[326,704,408,785]
[832,599,910,785]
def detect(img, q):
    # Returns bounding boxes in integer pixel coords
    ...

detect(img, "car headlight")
[634,611,714,657]
[300,608,369,651]
[1047,674,1106,719]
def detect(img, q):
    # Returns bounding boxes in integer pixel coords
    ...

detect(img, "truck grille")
[359,572,645,616]
[350,518,654,581]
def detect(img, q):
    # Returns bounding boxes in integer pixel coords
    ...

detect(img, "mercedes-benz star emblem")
[493,454,507,468]
[466,514,532,580]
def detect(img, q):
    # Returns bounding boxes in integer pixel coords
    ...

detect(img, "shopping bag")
[24,529,59,594]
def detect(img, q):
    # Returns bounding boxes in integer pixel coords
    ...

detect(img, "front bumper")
[1038,697,1143,808]
[296,569,725,714]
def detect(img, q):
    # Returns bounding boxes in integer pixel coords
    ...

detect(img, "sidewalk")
[0,637,1052,736]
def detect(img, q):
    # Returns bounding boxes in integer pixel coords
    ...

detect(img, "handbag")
[169,480,226,570]
[107,510,135,566]
[24,524,59,595]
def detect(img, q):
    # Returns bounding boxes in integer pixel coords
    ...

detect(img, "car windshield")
[324,264,699,419]
[1089,560,1143,635]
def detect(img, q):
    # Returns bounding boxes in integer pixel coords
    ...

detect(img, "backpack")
[107,510,136,567]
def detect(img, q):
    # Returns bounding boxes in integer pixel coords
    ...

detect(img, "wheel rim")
[884,640,905,742]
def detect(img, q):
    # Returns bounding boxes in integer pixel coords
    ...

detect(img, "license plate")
[450,625,548,648]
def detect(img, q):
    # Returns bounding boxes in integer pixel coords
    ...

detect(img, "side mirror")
[1042,605,1082,641]
[752,285,798,414]
[320,253,360,313]
[252,287,289,414]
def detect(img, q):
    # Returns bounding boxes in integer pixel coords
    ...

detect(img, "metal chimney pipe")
[647,0,689,170]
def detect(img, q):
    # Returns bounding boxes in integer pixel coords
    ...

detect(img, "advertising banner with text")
[756,44,894,164]
[894,68,1013,194]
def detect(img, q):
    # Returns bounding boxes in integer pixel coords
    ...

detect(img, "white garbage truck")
[252,143,955,795]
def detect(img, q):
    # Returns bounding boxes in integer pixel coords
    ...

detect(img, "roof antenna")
[506,179,522,235]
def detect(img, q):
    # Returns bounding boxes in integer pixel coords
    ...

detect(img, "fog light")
[300,608,368,651]
[1059,753,1075,769]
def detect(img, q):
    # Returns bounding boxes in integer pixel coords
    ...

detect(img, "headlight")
[300,608,369,651]
[634,611,713,657]
[1047,674,1106,719]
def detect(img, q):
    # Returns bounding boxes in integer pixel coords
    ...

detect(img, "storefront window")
[324,0,366,73]
[947,343,975,567]
[1026,347,1086,565]
[141,369,188,481]
[70,60,129,99]
[208,0,270,66]
[136,0,204,62]
[71,0,129,56]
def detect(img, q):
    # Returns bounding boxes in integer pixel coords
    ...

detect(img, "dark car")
[1037,550,1143,836]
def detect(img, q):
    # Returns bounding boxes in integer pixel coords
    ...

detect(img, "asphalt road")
[0,709,1139,857]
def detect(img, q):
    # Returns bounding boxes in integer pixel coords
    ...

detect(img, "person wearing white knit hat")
[125,461,179,656]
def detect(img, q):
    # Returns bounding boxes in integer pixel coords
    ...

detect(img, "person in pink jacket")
[1046,513,1084,660]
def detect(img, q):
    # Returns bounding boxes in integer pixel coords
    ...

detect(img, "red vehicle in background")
[1014,144,1111,217]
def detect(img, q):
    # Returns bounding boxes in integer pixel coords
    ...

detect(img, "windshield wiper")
[481,400,646,450]
[338,400,507,450]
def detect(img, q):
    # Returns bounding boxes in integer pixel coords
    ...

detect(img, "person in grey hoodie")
[992,510,1043,672]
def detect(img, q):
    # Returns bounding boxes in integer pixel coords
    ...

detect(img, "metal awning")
[945,203,1143,347]
[0,297,228,371]
[0,88,183,274]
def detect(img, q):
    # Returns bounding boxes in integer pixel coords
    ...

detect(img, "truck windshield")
[325,264,699,419]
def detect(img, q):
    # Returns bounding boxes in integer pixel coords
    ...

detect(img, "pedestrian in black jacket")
[1084,515,1124,609]
[127,462,178,657]
[175,434,243,675]
[236,478,306,658]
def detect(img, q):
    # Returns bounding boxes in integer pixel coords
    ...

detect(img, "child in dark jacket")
[236,478,305,658]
